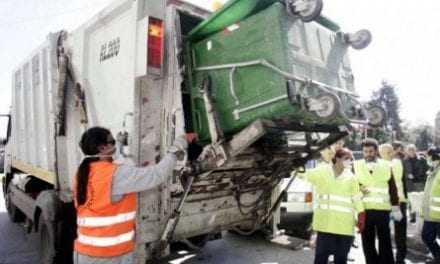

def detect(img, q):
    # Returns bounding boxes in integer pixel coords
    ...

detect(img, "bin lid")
[188,0,278,42]
[188,0,341,42]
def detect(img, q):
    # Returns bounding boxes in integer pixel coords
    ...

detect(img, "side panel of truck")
[10,40,57,184]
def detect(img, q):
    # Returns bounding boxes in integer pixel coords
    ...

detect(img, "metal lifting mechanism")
[154,175,195,259]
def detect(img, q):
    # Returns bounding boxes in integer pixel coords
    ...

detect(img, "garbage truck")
[1,0,383,263]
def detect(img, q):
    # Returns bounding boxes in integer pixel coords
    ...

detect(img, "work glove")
[357,212,366,233]
[360,185,370,195]
[168,135,188,160]
[391,206,403,222]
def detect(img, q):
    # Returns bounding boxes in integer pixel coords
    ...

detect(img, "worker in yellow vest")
[354,138,401,264]
[296,148,365,264]
[305,146,336,249]
[379,142,408,264]
[421,148,440,264]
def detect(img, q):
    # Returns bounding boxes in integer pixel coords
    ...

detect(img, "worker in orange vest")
[73,127,189,263]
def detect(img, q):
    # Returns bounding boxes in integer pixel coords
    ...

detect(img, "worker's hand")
[356,212,366,233]
[360,185,370,195]
[185,133,198,143]
[173,135,188,150]
[168,135,188,160]
[391,206,403,222]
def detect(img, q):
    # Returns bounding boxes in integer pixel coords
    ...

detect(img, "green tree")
[414,125,434,151]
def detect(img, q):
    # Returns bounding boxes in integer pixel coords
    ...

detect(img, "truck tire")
[5,184,25,223]
[38,217,56,264]
[54,203,76,264]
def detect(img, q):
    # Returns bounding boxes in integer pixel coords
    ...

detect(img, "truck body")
[2,0,375,263]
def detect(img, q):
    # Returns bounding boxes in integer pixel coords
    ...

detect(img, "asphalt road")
[0,174,431,264]
[162,233,315,264]
[0,175,40,264]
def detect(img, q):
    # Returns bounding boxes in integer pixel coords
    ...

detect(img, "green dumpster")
[187,2,362,143]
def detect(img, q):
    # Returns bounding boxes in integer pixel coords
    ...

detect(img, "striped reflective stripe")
[318,194,352,203]
[317,204,353,213]
[432,197,440,203]
[368,187,389,194]
[77,211,136,227]
[430,206,440,212]
[352,194,363,202]
[363,197,389,203]
[78,230,135,247]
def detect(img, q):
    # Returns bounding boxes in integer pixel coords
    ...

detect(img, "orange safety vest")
[73,161,137,257]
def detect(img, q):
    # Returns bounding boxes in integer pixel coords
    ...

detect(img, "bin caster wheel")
[307,93,341,119]
[367,105,386,127]
[344,29,373,50]
[287,0,323,22]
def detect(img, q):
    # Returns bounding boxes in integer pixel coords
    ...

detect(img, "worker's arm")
[400,159,409,199]
[352,179,365,213]
[295,167,323,185]
[111,136,188,196]
[388,172,400,206]
[111,153,177,196]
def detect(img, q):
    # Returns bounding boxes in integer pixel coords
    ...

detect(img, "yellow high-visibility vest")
[391,158,406,203]
[296,164,364,236]
[354,159,392,211]
[428,168,440,220]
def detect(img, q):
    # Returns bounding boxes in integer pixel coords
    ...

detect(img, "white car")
[279,161,315,239]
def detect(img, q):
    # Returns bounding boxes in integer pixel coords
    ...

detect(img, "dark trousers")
[394,203,407,263]
[361,210,395,264]
[314,232,354,264]
[422,221,440,260]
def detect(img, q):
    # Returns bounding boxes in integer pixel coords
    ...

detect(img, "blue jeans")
[422,221,440,260]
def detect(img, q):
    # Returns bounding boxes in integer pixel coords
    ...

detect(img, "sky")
[1,0,440,138]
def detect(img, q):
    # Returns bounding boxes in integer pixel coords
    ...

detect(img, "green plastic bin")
[188,3,355,142]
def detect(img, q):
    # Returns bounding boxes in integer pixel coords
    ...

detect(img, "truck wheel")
[38,217,56,264]
[5,184,25,223]
[288,0,323,22]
